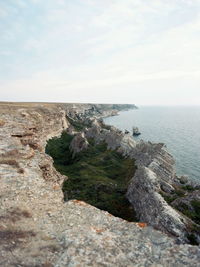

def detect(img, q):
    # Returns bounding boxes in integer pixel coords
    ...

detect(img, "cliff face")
[0,102,199,267]
[126,141,200,244]
[81,120,200,243]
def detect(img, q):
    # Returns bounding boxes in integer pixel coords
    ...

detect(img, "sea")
[104,106,200,183]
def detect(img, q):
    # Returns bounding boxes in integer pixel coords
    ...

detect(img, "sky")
[0,0,200,105]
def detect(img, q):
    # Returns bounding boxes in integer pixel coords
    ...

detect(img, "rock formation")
[66,117,200,244]
[126,141,200,244]
[127,167,188,241]
[69,132,89,157]
[0,102,199,266]
[83,121,200,244]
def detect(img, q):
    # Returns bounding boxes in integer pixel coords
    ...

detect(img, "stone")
[126,167,189,241]
[70,132,89,157]
[180,175,189,184]
[160,181,175,193]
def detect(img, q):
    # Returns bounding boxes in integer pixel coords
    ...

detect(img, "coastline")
[0,102,199,266]
[63,105,200,244]
[104,106,200,184]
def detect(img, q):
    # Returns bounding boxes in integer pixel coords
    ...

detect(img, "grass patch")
[187,233,199,246]
[182,185,197,191]
[190,200,200,224]
[45,131,74,165]
[174,188,185,197]
[174,200,200,225]
[160,191,177,204]
[160,184,196,205]
[46,131,137,221]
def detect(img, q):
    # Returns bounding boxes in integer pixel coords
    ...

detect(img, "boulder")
[126,166,189,242]
[70,132,89,157]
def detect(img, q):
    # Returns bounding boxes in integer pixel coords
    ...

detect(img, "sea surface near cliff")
[104,106,200,182]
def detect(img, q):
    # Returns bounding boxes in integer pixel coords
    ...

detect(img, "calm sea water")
[104,106,200,182]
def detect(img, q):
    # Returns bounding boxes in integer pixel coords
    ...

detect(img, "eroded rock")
[70,132,89,157]
[126,167,188,241]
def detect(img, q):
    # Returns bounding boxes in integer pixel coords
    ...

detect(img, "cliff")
[0,102,199,267]
[71,118,200,244]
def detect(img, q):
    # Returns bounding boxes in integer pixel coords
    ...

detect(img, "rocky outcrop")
[171,190,200,240]
[0,104,67,266]
[126,167,188,241]
[126,141,200,244]
[0,102,199,266]
[85,119,136,154]
[54,200,200,267]
[172,190,200,212]
[129,141,176,181]
[70,132,89,157]
[60,103,137,121]
[83,120,200,244]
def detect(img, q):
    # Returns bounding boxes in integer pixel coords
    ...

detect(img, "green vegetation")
[160,185,200,226]
[182,185,197,191]
[187,233,199,246]
[45,131,73,165]
[160,185,200,245]
[160,184,197,204]
[46,131,137,221]
[174,188,185,197]
[159,191,177,204]
[160,187,186,204]
[178,200,200,225]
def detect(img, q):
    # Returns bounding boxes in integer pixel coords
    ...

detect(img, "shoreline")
[103,107,200,184]
[0,102,199,265]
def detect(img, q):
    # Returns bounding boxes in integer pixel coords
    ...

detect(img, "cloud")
[0,0,200,104]
[0,50,12,56]
[0,7,8,18]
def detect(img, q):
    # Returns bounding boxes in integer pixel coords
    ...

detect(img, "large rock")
[126,167,189,242]
[125,139,200,244]
[171,190,200,239]
[130,141,176,182]
[70,132,89,157]
[85,120,136,154]
[55,200,200,267]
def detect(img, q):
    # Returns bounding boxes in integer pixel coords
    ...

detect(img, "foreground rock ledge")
[0,103,199,267]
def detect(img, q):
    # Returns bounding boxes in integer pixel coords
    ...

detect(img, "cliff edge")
[0,102,199,267]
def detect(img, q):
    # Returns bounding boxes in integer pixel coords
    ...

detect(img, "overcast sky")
[0,0,200,105]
